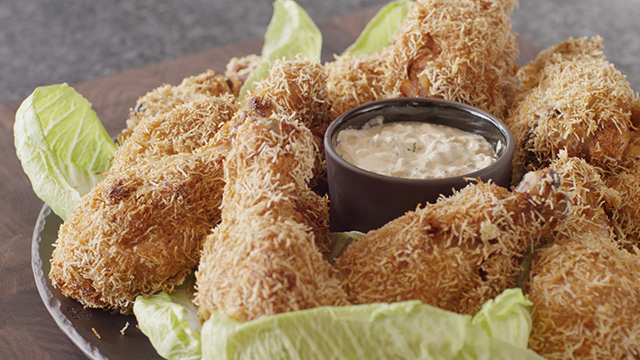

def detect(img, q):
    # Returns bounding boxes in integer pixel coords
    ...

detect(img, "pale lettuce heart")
[200,289,544,360]
[134,291,202,360]
[471,285,535,348]
[238,0,322,100]
[134,287,544,360]
[14,83,117,220]
[342,0,413,57]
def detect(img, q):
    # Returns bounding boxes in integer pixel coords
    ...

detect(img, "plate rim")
[30,204,162,360]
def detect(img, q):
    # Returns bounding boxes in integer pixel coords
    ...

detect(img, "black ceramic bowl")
[324,97,515,233]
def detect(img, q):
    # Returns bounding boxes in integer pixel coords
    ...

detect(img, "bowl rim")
[324,97,515,186]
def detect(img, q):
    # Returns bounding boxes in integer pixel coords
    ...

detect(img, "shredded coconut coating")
[606,161,640,251]
[224,58,334,245]
[119,70,234,142]
[246,57,333,142]
[507,36,636,183]
[324,53,388,118]
[546,151,620,240]
[224,54,262,96]
[526,233,640,359]
[111,94,237,170]
[49,96,237,313]
[381,0,519,119]
[601,122,640,251]
[195,108,348,322]
[244,57,334,189]
[335,168,569,315]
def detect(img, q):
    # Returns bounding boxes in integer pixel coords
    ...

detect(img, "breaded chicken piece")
[381,0,519,119]
[334,168,569,315]
[507,36,636,183]
[324,53,387,118]
[50,150,227,312]
[50,96,237,313]
[211,58,335,247]
[217,97,333,253]
[111,94,237,170]
[241,57,334,188]
[195,110,348,322]
[606,163,640,251]
[603,105,640,250]
[118,54,260,142]
[119,70,234,142]
[224,54,262,96]
[526,232,640,359]
[547,151,620,239]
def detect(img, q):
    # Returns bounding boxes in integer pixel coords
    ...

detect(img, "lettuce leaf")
[342,0,413,57]
[202,301,469,360]
[134,288,543,360]
[201,288,543,360]
[134,290,202,360]
[237,0,322,100]
[14,83,117,220]
[470,285,534,348]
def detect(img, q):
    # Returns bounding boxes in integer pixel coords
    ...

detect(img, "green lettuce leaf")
[342,0,413,57]
[14,83,117,220]
[134,287,543,360]
[471,285,534,348]
[202,301,469,360]
[238,0,322,100]
[201,288,543,360]
[134,290,202,360]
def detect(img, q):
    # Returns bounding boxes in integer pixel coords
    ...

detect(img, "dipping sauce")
[335,117,497,179]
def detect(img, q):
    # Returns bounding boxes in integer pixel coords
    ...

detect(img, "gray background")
[2,0,639,105]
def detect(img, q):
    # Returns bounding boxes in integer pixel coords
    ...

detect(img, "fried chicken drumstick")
[194,57,347,322]
[334,168,569,315]
[381,0,519,119]
[507,36,638,183]
[49,95,237,313]
[119,54,261,142]
[526,232,640,359]
[194,101,348,322]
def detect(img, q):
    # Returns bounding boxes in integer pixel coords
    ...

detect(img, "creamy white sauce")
[335,117,497,179]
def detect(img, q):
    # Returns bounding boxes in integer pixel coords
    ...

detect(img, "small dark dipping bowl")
[324,97,515,233]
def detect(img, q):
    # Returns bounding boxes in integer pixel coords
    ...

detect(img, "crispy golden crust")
[603,128,640,250]
[224,54,262,96]
[547,151,620,239]
[335,168,568,315]
[195,111,348,322]
[50,149,227,313]
[324,53,388,118]
[382,0,519,119]
[224,99,332,253]
[526,234,640,359]
[216,58,335,245]
[244,57,334,188]
[507,36,636,183]
[606,163,640,251]
[111,94,238,170]
[246,57,333,140]
[50,96,237,313]
[119,70,234,142]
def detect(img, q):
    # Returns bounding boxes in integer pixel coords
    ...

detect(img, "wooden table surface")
[0,5,541,359]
